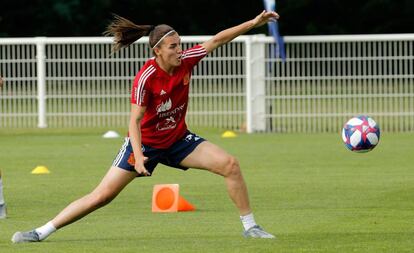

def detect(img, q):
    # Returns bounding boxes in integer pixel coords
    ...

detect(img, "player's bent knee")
[89,191,116,208]
[221,156,241,178]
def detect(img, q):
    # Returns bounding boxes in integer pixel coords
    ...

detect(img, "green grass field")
[0,128,414,252]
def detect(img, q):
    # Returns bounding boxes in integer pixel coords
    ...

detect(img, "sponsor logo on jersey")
[156,98,172,113]
[156,116,177,131]
[158,103,186,118]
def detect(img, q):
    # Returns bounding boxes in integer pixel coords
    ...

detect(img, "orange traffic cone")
[152,184,195,212]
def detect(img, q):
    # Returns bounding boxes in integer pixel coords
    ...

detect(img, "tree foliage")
[0,0,412,37]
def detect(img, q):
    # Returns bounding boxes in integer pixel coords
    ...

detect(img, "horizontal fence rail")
[259,35,414,133]
[1,34,413,133]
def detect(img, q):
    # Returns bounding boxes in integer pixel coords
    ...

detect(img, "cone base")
[178,196,195,211]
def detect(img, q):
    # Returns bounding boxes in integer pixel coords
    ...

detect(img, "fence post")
[36,37,47,128]
[246,35,266,133]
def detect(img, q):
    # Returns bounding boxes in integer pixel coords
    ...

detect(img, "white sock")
[35,221,57,240]
[0,177,4,205]
[240,213,257,231]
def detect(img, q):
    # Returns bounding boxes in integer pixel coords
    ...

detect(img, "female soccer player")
[12,10,279,242]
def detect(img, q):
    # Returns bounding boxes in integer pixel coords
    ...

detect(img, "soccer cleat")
[243,225,276,239]
[0,203,6,219]
[11,230,40,243]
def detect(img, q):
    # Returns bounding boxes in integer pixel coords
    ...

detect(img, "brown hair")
[104,14,176,53]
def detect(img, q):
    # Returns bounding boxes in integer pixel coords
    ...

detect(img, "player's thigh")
[180,141,235,174]
[91,166,137,198]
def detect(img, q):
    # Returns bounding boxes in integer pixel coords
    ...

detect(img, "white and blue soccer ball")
[342,115,380,153]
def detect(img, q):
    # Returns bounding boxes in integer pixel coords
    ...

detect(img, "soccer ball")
[341,115,380,153]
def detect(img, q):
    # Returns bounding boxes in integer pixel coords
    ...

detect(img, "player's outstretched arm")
[201,10,279,54]
[129,104,150,176]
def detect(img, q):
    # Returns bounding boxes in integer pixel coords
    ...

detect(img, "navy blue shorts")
[112,131,205,175]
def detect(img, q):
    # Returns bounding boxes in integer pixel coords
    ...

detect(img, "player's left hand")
[135,156,151,177]
[252,10,279,28]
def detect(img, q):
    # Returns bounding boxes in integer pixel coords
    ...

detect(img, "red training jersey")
[130,45,207,149]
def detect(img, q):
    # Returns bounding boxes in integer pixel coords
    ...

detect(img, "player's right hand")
[135,156,151,176]
[252,10,279,28]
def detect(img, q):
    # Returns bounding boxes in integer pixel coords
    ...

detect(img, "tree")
[0,0,413,37]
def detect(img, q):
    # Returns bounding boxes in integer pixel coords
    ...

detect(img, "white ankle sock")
[240,213,257,231]
[35,221,57,240]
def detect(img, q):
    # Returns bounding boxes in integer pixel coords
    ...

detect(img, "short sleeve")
[131,65,156,106]
[182,45,207,70]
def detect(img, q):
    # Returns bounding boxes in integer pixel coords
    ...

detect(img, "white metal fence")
[262,34,414,133]
[1,34,413,132]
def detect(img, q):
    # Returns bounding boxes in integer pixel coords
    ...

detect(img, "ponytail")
[104,14,154,53]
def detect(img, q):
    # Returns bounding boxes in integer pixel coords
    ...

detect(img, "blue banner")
[263,0,286,61]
